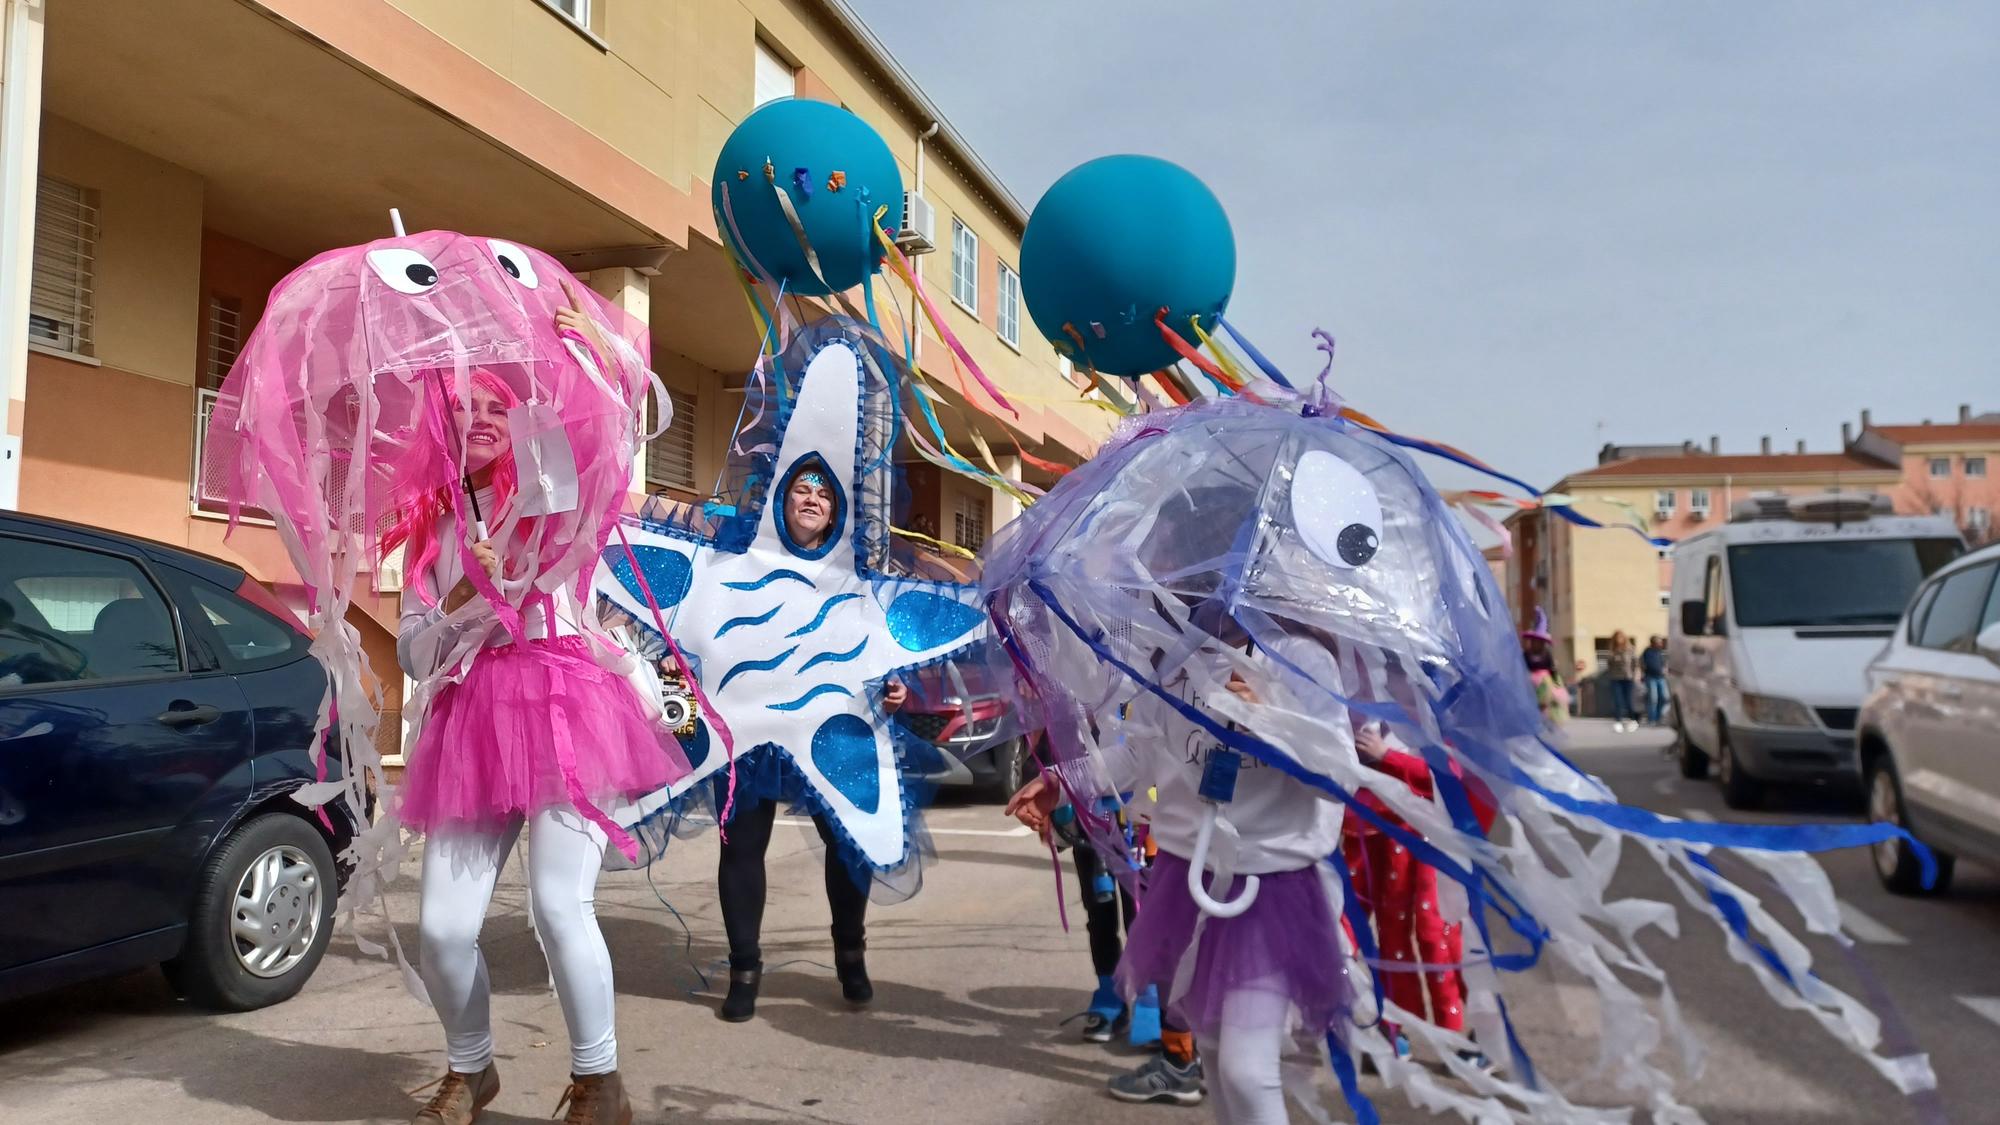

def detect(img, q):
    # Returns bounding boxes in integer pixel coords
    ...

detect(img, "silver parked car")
[1857,542,2000,895]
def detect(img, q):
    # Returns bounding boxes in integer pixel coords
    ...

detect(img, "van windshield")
[1727,538,1962,627]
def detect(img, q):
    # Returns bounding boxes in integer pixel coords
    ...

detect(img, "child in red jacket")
[1342,721,1495,1070]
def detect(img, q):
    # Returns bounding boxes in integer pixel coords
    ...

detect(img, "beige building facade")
[0,0,1113,747]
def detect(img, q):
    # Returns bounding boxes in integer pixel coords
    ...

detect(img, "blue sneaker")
[1128,985,1162,1049]
[1082,977,1127,1044]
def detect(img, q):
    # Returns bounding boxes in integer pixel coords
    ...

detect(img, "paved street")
[3,720,1996,1123]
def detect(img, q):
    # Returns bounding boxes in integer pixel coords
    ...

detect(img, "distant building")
[1848,405,1999,545]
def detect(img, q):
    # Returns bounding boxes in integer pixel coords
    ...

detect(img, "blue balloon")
[711,99,903,298]
[1020,155,1236,379]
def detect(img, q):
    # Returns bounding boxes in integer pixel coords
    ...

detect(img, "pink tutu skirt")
[397,635,690,834]
[1118,850,1351,1039]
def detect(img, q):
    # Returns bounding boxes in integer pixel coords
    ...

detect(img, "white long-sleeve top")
[1099,632,1354,876]
[395,487,581,680]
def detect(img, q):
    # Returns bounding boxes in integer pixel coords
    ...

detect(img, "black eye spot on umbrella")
[1337,522,1380,567]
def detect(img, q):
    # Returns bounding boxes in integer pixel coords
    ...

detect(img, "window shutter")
[30,176,98,357]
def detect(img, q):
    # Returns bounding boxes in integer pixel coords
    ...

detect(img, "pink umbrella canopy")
[206,230,652,616]
[201,230,660,952]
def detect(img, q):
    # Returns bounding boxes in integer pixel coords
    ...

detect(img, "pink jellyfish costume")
[205,230,691,1089]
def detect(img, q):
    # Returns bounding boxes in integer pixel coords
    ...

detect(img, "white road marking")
[1651,775,1678,797]
[1957,996,2000,1029]
[1836,899,1909,945]
[776,817,1030,839]
[1680,808,1717,822]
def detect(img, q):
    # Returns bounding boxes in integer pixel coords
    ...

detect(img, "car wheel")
[1675,703,1709,779]
[984,738,1030,802]
[164,813,338,1011]
[1867,752,1954,896]
[1716,723,1764,810]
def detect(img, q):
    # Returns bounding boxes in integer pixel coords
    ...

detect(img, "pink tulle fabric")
[397,636,691,833]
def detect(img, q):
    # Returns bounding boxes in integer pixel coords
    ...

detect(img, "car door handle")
[156,704,223,728]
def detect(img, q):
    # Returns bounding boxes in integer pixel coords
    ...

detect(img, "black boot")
[834,944,872,1006]
[719,960,761,1023]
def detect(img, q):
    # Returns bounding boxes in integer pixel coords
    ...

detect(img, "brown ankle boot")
[553,1070,632,1125]
[411,1063,499,1124]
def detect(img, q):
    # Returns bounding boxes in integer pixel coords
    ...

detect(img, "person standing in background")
[1606,631,1640,733]
[1641,636,1670,727]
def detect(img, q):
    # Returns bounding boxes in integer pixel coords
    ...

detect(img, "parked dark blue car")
[0,511,355,1010]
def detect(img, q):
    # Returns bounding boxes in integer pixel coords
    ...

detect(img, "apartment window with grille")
[754,38,796,106]
[996,262,1021,348]
[1930,457,1952,478]
[645,392,698,494]
[203,294,243,391]
[953,492,989,552]
[1654,489,1676,515]
[1689,488,1711,515]
[30,176,98,358]
[950,219,978,314]
[1968,457,1988,478]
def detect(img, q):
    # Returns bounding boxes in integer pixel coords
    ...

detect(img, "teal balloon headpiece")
[1019,155,1237,379]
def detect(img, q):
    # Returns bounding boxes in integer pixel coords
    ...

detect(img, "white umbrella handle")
[1188,804,1261,918]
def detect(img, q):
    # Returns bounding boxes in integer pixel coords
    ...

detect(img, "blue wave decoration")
[799,638,868,674]
[603,544,693,610]
[886,590,984,652]
[718,645,798,693]
[724,569,815,593]
[768,683,854,712]
[786,592,864,638]
[715,605,781,638]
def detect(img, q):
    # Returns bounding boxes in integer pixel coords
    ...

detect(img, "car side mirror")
[1979,622,2000,667]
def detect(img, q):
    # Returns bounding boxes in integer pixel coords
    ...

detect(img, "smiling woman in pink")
[385,316,686,1125]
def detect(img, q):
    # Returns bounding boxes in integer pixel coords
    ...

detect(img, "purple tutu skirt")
[1117,850,1350,1038]
[397,635,690,834]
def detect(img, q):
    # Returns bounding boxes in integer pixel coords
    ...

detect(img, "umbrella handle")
[1188,804,1260,918]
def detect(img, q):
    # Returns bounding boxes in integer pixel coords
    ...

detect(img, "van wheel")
[1675,704,1709,779]
[1867,752,1954,896]
[163,813,338,1011]
[1716,724,1764,810]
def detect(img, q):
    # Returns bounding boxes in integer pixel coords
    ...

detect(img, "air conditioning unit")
[895,191,936,254]
[1689,504,1711,522]
[1654,505,1674,521]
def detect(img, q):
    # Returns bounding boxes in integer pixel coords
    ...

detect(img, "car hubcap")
[1870,771,1901,873]
[232,844,322,978]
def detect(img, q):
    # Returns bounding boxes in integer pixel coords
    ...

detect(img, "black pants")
[1073,842,1137,978]
[717,798,868,970]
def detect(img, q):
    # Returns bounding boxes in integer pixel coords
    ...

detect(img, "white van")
[1667,493,1961,808]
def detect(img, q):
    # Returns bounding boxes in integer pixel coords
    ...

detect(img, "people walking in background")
[1641,636,1670,727]
[1606,631,1640,733]
[1521,609,1569,727]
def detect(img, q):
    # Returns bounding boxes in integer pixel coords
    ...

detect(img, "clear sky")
[846,0,2000,489]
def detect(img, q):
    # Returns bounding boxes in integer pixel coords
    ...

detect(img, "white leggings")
[418,807,617,1076]
[1202,993,1290,1124]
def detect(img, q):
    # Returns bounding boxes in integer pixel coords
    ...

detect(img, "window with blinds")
[754,38,796,106]
[953,492,989,552]
[645,392,698,494]
[204,294,243,390]
[30,176,98,357]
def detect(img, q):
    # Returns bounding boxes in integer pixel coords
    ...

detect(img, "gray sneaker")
[1107,1053,1205,1106]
